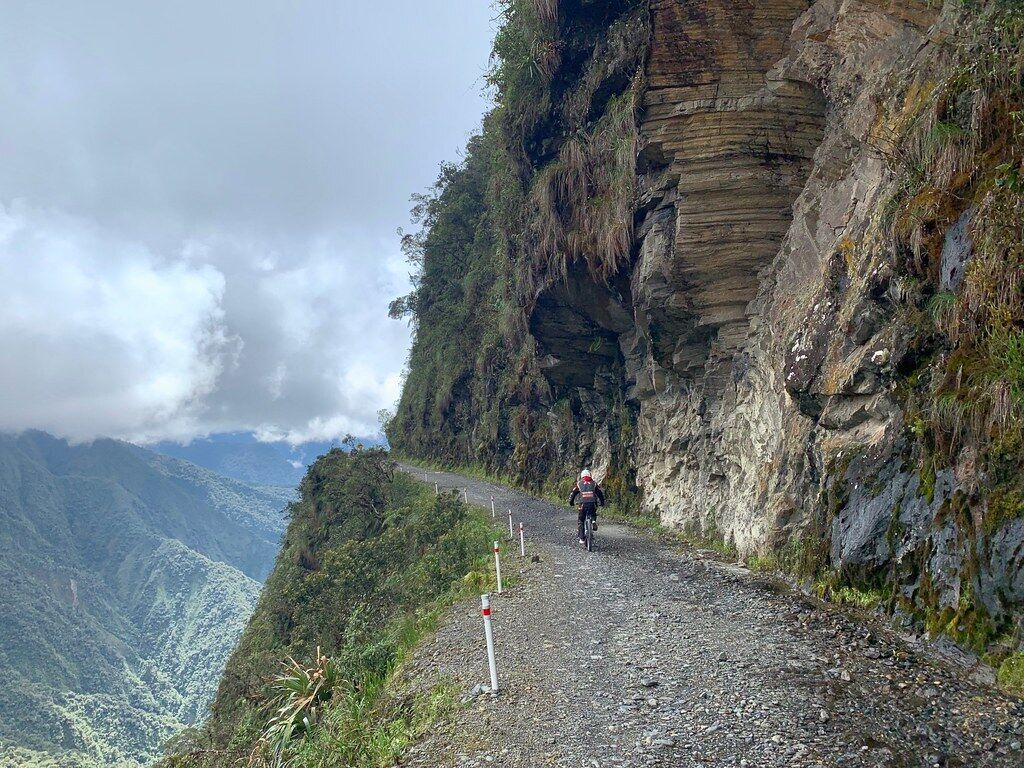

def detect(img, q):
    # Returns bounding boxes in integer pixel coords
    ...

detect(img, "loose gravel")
[397,466,1023,768]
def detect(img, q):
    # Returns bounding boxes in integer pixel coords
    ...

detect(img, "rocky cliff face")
[390,0,1023,659]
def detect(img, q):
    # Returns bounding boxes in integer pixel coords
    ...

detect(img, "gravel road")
[397,466,1023,768]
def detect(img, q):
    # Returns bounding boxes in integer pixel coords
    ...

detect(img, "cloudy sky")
[0,1,494,444]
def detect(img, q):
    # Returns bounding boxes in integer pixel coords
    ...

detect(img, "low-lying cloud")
[0,0,492,443]
[0,202,230,441]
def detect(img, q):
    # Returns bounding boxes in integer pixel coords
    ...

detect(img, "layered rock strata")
[524,0,1021,629]
[393,0,1022,646]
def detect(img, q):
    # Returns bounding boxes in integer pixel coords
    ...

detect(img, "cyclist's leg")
[584,504,596,534]
[577,506,586,540]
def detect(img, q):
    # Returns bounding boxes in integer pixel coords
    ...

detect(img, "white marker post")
[519,522,526,556]
[434,482,439,496]
[493,541,503,594]
[464,488,469,503]
[490,495,496,519]
[508,509,514,539]
[481,594,499,693]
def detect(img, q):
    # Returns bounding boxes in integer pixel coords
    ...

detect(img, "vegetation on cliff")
[884,0,1024,464]
[387,0,647,502]
[159,447,499,767]
[824,0,1024,669]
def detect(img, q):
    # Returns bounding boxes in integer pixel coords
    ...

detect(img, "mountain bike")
[580,505,597,552]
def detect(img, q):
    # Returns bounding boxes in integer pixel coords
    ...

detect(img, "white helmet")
[580,468,592,480]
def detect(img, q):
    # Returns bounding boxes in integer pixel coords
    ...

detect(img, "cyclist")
[569,468,605,544]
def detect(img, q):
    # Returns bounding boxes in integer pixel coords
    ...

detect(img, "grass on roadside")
[161,450,511,768]
[996,652,1024,696]
[250,484,509,768]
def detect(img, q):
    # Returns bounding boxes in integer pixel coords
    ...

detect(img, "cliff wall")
[389,0,1023,659]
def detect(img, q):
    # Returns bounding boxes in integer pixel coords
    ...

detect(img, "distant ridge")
[148,431,385,486]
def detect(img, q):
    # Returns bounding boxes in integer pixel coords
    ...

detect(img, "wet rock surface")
[399,467,1022,768]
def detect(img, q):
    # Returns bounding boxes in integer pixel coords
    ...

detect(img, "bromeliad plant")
[252,648,347,768]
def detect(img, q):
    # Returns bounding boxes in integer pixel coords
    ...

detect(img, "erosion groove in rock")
[388,0,1023,664]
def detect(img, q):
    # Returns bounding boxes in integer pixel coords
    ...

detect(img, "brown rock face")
[523,0,1022,630]
[638,1,824,364]
[628,0,939,537]
[397,0,1021,641]
[618,0,826,540]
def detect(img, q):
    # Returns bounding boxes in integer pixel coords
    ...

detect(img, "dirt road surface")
[398,465,1023,768]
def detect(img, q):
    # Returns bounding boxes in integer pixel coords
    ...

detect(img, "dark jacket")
[570,479,605,507]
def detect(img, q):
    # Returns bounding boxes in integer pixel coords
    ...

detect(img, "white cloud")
[0,202,232,441]
[0,205,411,443]
[0,0,492,444]
[183,233,412,443]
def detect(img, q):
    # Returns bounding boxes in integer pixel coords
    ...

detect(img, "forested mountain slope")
[388,0,1024,677]
[0,431,292,767]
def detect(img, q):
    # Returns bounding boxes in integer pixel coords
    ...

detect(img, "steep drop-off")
[389,0,1024,670]
[158,448,496,768]
[0,432,291,767]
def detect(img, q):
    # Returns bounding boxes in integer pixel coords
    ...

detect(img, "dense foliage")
[386,131,507,468]
[0,432,290,767]
[159,447,497,767]
[387,0,648,498]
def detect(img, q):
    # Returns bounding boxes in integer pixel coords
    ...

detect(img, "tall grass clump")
[529,88,641,290]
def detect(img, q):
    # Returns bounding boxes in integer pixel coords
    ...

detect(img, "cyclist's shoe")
[592,521,598,531]
[579,538,586,544]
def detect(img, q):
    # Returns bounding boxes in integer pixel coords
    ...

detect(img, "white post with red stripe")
[508,509,514,539]
[493,540,503,594]
[490,495,496,518]
[481,594,499,693]
[519,522,526,556]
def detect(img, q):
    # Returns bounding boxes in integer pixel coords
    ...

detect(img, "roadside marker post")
[493,541,503,594]
[519,522,526,556]
[464,488,469,503]
[434,482,439,496]
[481,594,499,693]
[490,496,496,518]
[508,509,514,539]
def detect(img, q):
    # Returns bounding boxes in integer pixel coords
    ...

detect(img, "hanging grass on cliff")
[158,446,500,768]
[884,0,1024,466]
[387,0,648,495]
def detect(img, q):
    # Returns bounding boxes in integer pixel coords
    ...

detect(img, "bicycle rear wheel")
[584,515,594,552]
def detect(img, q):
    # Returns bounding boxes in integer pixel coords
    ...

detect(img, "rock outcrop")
[391,0,1023,657]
